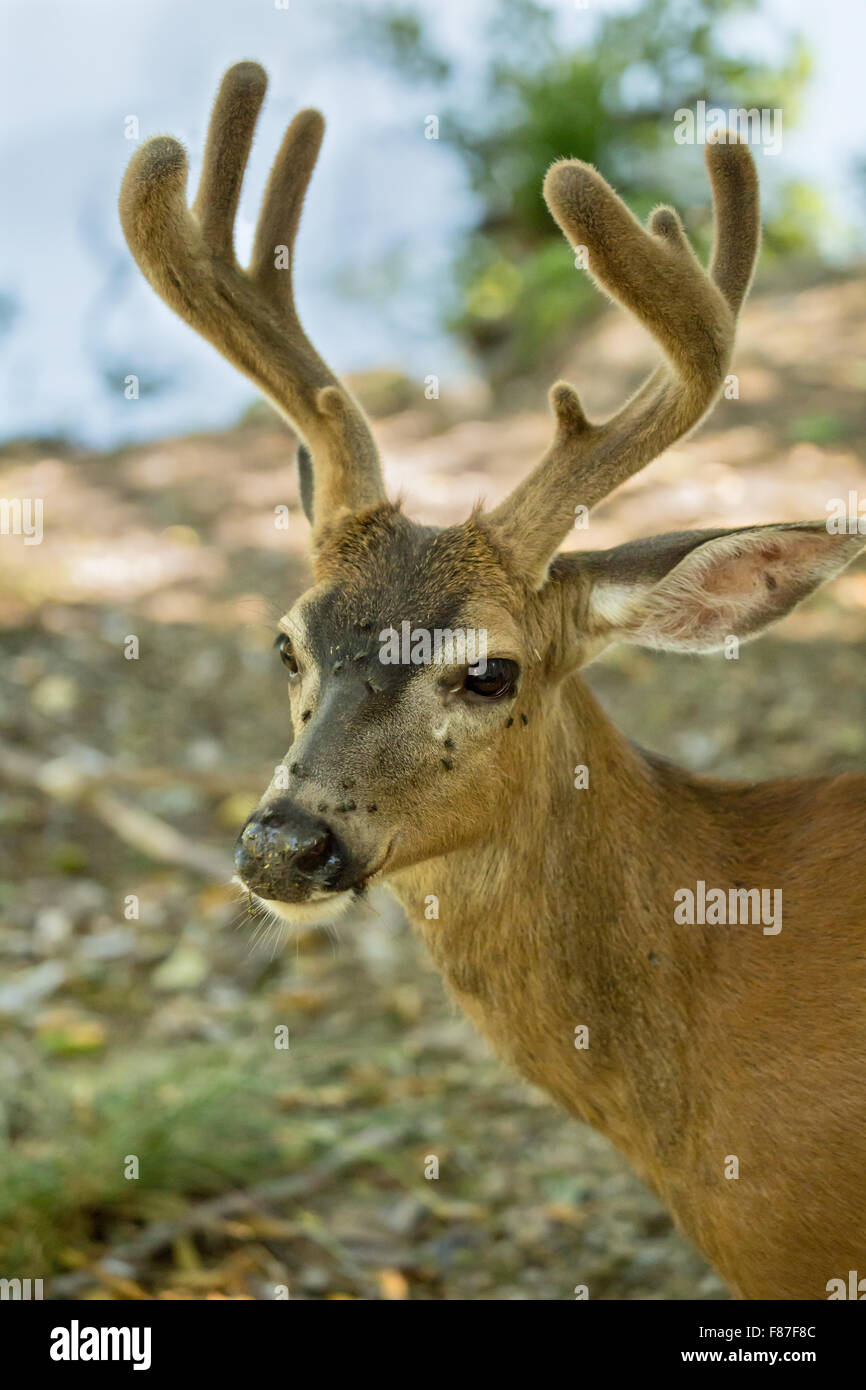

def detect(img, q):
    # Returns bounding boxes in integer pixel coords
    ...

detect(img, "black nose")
[235,798,347,900]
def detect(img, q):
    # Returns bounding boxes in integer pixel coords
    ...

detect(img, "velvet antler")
[119,62,385,532]
[487,138,760,582]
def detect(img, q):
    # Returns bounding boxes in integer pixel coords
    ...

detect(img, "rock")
[151,945,209,991]
[0,960,66,1015]
[80,927,138,960]
[34,907,73,952]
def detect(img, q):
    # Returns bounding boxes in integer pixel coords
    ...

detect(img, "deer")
[120,62,866,1301]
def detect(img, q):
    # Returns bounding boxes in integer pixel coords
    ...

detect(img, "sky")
[1,0,864,448]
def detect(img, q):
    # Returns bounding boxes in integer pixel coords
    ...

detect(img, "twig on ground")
[0,738,233,881]
[50,1123,413,1297]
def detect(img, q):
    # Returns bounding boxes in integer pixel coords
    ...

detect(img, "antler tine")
[119,62,385,533]
[250,107,324,308]
[192,62,267,260]
[707,139,760,314]
[487,139,760,581]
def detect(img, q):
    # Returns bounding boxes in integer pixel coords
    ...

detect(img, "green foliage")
[342,5,451,82]
[0,1045,293,1271]
[786,411,847,446]
[367,0,820,391]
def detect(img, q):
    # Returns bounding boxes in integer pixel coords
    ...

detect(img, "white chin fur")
[247,888,355,927]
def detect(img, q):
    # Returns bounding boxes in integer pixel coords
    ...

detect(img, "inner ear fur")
[551,522,866,657]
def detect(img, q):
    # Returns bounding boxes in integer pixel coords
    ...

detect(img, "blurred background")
[1,0,865,1299]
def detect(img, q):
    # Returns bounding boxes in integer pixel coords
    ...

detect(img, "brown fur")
[120,63,866,1300]
[392,685,866,1302]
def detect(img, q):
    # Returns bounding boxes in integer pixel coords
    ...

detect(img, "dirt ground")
[1,271,865,1299]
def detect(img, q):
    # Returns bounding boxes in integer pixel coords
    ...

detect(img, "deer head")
[120,63,865,928]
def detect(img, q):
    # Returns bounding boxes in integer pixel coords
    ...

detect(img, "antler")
[487,138,760,581]
[119,62,385,531]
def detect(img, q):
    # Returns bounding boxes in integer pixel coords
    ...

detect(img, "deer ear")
[577,522,865,656]
[297,443,314,524]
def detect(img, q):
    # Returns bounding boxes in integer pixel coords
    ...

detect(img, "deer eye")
[463,658,519,700]
[275,633,299,677]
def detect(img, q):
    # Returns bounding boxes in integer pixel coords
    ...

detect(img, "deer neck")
[386,675,730,1186]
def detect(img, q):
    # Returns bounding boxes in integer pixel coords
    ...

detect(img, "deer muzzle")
[234,797,351,903]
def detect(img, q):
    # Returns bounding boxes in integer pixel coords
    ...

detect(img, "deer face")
[235,507,547,924]
[121,65,864,928]
[235,502,866,925]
